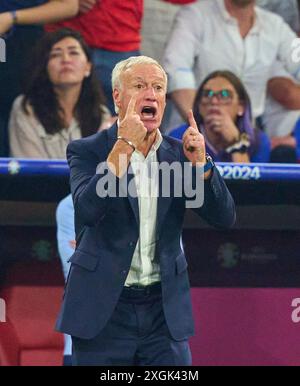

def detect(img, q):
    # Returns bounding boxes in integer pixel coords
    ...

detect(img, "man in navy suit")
[56,56,236,366]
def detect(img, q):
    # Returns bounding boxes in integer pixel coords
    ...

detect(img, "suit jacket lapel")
[156,137,178,237]
[127,164,140,226]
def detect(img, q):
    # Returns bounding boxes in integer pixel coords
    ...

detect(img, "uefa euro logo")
[0,38,6,63]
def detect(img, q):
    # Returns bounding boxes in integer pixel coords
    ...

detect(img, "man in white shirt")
[257,0,300,158]
[163,0,300,129]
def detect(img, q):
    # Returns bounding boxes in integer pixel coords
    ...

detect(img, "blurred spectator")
[263,61,300,163]
[47,0,143,114]
[9,29,111,159]
[262,62,300,151]
[56,194,75,366]
[163,0,300,131]
[169,71,270,162]
[0,1,78,36]
[141,0,195,63]
[0,0,79,157]
[141,0,196,131]
[255,0,300,161]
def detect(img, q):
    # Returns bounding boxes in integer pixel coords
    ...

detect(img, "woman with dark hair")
[0,1,79,157]
[9,28,112,159]
[169,70,270,162]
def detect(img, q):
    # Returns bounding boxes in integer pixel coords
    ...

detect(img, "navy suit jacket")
[56,124,236,340]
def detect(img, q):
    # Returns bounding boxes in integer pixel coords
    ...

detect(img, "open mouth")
[141,106,157,119]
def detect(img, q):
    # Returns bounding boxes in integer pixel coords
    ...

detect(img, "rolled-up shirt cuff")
[167,68,196,92]
[292,66,300,81]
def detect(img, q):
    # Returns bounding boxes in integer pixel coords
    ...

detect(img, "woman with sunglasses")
[169,70,270,163]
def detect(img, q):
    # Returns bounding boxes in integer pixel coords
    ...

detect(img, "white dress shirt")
[125,130,163,286]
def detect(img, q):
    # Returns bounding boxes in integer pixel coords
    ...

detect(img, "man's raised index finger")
[126,94,138,116]
[187,109,198,131]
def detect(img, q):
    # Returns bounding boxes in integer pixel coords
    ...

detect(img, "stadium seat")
[0,260,64,366]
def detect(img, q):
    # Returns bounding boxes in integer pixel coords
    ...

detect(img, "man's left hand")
[183,110,206,166]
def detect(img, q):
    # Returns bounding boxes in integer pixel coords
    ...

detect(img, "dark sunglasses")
[200,89,234,103]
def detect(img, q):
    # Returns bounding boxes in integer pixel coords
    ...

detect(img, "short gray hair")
[111,56,167,113]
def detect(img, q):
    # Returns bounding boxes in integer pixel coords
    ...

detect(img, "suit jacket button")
[129,242,134,247]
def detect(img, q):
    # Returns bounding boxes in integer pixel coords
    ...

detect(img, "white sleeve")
[269,60,294,80]
[276,18,300,80]
[163,4,203,92]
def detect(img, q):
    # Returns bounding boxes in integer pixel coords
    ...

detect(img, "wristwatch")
[225,133,250,154]
[204,154,215,173]
[10,10,18,25]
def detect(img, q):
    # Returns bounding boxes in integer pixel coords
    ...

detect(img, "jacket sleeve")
[191,166,236,229]
[67,138,118,227]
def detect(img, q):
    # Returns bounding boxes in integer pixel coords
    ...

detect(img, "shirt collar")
[151,129,163,152]
[131,129,163,159]
[251,7,263,34]
[216,0,261,34]
[216,0,233,23]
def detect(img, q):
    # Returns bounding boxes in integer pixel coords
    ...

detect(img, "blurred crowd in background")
[1,0,300,163]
